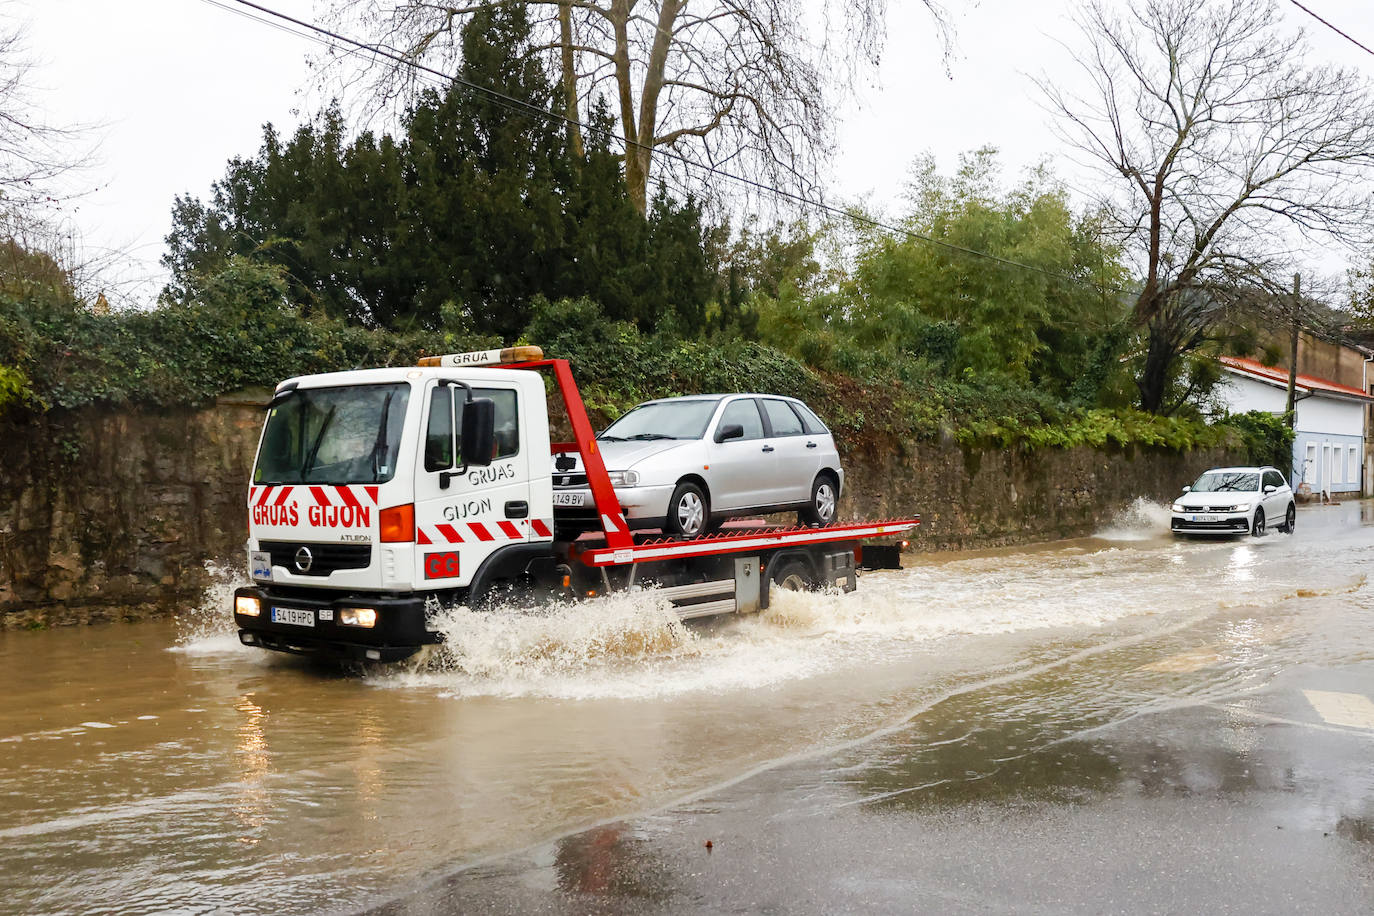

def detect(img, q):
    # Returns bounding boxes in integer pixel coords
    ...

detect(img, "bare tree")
[0,8,80,214]
[1038,0,1374,413]
[320,0,948,214]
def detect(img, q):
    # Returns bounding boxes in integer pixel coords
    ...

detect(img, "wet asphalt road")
[376,510,1374,915]
[4,501,1373,914]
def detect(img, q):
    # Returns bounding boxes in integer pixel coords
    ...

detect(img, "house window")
[1305,443,1316,485]
[1350,446,1359,484]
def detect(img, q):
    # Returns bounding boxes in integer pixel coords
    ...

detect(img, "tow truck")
[232,346,918,662]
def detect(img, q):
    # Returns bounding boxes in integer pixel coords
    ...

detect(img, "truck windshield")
[1191,471,1259,492]
[600,399,720,441]
[254,383,410,484]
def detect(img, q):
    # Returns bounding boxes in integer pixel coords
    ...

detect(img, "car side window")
[762,398,804,436]
[1264,469,1285,490]
[424,387,454,471]
[425,385,519,471]
[717,398,764,440]
[479,388,520,459]
[790,401,829,435]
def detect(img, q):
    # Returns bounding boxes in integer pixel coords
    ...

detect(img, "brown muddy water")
[2,500,1372,914]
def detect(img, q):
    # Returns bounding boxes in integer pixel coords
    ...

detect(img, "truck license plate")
[271,606,315,627]
[1191,514,1219,522]
[553,492,584,507]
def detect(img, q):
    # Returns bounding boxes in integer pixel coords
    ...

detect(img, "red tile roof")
[1219,355,1374,401]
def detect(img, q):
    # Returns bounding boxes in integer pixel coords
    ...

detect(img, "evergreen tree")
[163,4,717,337]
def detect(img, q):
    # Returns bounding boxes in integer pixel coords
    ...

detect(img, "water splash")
[1095,497,1173,541]
[169,561,252,656]
[368,544,1227,701]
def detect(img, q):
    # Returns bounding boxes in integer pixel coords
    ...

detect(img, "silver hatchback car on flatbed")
[552,394,845,537]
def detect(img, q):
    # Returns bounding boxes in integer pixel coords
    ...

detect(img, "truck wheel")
[666,482,708,538]
[799,474,839,526]
[771,559,813,592]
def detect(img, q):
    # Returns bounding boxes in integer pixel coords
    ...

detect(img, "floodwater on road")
[2,500,1372,914]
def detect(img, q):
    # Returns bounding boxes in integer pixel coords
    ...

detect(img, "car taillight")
[379,503,415,543]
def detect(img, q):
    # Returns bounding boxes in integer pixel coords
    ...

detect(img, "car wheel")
[771,559,813,592]
[666,482,708,538]
[1278,503,1296,534]
[799,474,839,526]
[1251,507,1265,537]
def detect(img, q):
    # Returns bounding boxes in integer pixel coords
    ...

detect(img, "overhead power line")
[1287,0,1374,57]
[205,0,1127,295]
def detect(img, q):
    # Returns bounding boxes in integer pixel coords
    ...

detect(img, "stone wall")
[0,397,1239,628]
[0,394,267,628]
[841,434,1235,550]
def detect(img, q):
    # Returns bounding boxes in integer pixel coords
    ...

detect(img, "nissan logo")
[294,546,314,572]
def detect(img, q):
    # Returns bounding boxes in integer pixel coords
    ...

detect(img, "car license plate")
[553,492,584,507]
[1190,514,1219,522]
[271,606,315,627]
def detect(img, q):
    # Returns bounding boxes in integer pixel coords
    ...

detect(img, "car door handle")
[806,441,818,448]
[761,445,775,453]
[504,500,529,519]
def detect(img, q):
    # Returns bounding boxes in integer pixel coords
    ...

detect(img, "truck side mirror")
[461,397,496,468]
[715,423,744,443]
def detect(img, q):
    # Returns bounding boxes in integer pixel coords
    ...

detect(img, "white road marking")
[1303,690,1374,730]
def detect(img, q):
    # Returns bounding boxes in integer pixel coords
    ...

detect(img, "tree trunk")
[558,1,582,159]
[609,0,646,214]
[1284,272,1300,426]
[1137,319,1177,414]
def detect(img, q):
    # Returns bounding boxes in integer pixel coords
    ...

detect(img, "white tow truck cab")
[233,347,918,662]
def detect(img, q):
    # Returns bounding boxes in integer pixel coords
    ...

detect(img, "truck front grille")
[260,541,373,576]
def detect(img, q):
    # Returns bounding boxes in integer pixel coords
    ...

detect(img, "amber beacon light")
[417,346,544,368]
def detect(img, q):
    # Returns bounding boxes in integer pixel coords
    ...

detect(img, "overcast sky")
[10,0,1374,302]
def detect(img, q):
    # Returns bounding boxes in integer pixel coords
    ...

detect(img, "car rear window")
[790,401,829,435]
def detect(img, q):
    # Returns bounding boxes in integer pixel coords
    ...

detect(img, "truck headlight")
[608,470,641,487]
[235,596,261,617]
[340,607,378,628]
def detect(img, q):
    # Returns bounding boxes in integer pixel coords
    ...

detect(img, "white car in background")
[1170,466,1296,537]
[551,394,845,537]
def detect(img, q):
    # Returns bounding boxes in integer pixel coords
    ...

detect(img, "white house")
[1217,356,1372,497]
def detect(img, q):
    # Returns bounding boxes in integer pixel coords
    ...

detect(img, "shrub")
[1227,410,1295,471]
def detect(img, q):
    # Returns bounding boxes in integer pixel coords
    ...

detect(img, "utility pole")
[1285,272,1300,428]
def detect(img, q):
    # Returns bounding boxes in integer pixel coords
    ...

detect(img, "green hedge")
[0,266,1240,455]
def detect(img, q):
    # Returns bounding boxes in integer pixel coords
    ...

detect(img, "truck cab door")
[413,381,531,589]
